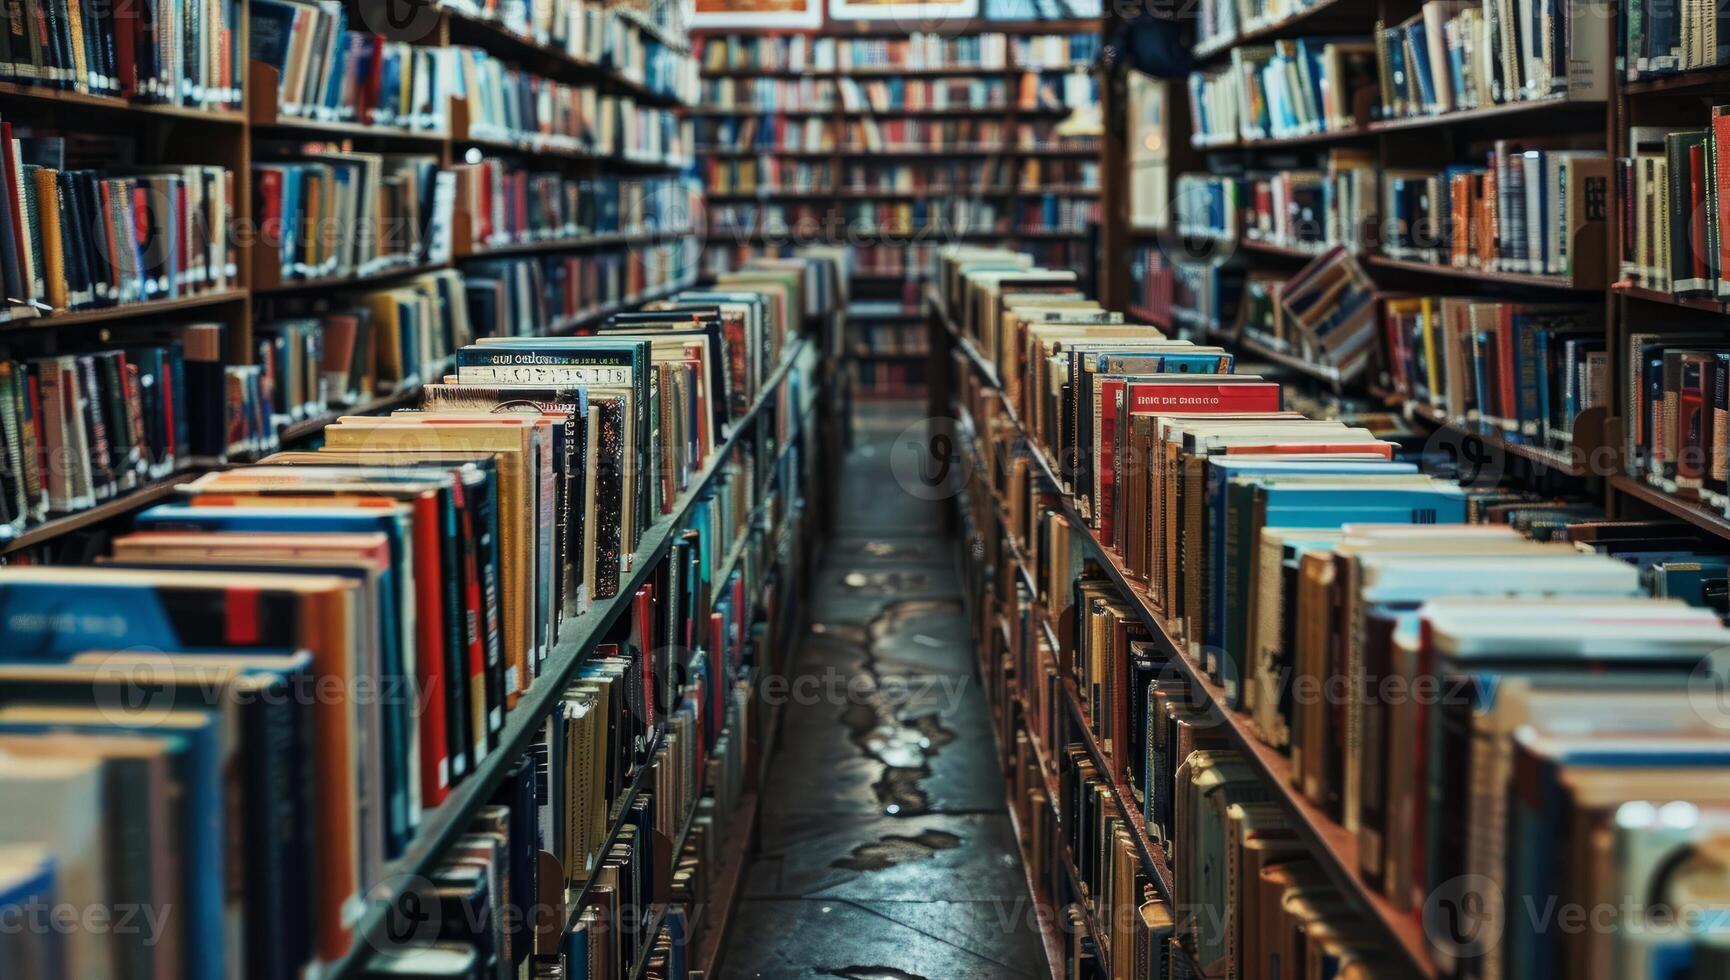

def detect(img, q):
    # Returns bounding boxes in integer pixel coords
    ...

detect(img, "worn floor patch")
[830,830,963,872]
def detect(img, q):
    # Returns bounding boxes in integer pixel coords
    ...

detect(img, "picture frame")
[692,0,824,29]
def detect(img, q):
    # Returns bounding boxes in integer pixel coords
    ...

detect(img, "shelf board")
[1193,0,1358,58]
[1239,238,1329,260]
[1198,125,1372,150]
[1622,66,1730,95]
[1610,475,1730,540]
[321,338,810,979]
[253,261,451,297]
[1365,255,1595,291]
[253,117,451,145]
[4,289,247,329]
[456,230,695,258]
[1396,398,1586,477]
[1367,95,1602,132]
[689,791,761,977]
[1613,282,1730,313]
[0,464,213,557]
[934,298,1439,978]
[0,80,246,125]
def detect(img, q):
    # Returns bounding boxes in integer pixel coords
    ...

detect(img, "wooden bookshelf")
[323,338,812,978]
[934,298,1439,978]
[0,464,217,559]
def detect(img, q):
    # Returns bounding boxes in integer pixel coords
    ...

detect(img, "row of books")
[696,116,836,154]
[851,359,925,397]
[1204,40,1379,144]
[1014,195,1100,234]
[839,200,1005,236]
[699,77,836,112]
[1621,122,1730,298]
[842,159,1014,193]
[837,76,1009,112]
[0,251,839,980]
[253,154,448,286]
[1623,331,1730,510]
[1623,0,1730,79]
[0,324,224,531]
[1376,295,1604,451]
[946,243,1730,980]
[815,34,1011,72]
[1375,0,1612,121]
[1012,34,1101,70]
[851,322,929,357]
[0,0,243,108]
[846,118,1009,152]
[252,3,443,128]
[1382,141,1608,279]
[0,137,237,320]
[697,30,1097,77]
[704,159,834,195]
[453,46,693,162]
[451,165,699,249]
[1243,153,1378,252]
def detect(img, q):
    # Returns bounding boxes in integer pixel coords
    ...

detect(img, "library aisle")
[718,403,1050,978]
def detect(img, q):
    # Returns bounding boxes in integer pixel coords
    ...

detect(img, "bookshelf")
[930,293,1437,977]
[1107,0,1660,515]
[0,0,704,561]
[318,331,820,978]
[693,21,1105,398]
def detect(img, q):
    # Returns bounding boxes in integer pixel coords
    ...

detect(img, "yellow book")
[32,169,67,310]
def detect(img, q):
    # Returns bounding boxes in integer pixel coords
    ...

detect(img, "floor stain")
[821,968,930,980]
[827,598,965,815]
[830,830,962,872]
[840,570,932,594]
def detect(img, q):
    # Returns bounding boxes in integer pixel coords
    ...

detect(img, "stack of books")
[0,0,243,109]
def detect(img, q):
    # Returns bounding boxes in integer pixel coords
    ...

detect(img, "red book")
[1,122,27,297]
[1715,109,1730,294]
[1096,376,1124,542]
[411,493,451,804]
[453,479,490,769]
[632,584,655,731]
[1123,380,1283,414]
[1497,306,1518,430]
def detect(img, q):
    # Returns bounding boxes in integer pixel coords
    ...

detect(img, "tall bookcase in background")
[694,20,1103,400]
[0,0,702,563]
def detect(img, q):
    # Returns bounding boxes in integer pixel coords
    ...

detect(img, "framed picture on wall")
[826,0,978,23]
[692,0,823,28]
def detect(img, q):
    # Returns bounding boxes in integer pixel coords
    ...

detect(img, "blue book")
[1202,458,1414,669]
[0,710,224,980]
[131,504,413,858]
[1214,478,1467,702]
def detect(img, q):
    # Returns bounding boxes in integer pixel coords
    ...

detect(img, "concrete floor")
[716,403,1049,979]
